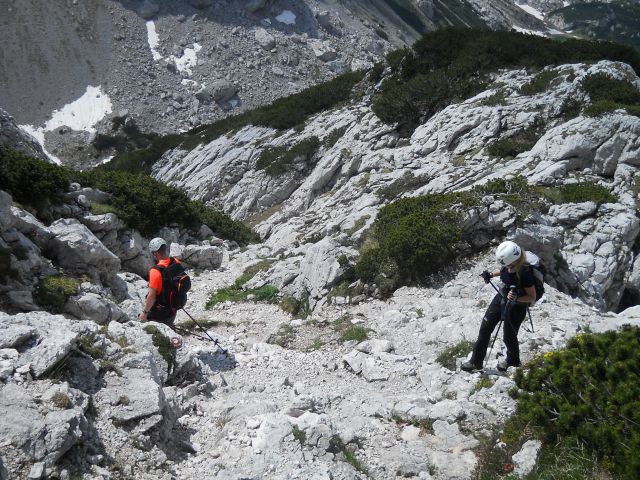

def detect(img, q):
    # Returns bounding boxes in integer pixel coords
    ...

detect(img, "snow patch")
[276,10,296,25]
[146,21,163,61]
[43,86,112,133]
[171,43,202,76]
[512,26,547,37]
[17,85,112,164]
[516,3,544,20]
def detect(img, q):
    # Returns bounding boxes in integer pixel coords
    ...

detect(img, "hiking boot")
[497,360,520,372]
[460,360,482,372]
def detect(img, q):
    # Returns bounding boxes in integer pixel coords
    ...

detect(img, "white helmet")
[149,237,166,253]
[496,240,522,266]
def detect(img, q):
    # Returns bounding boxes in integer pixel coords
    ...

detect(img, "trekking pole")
[485,285,516,369]
[180,308,229,355]
[524,307,535,334]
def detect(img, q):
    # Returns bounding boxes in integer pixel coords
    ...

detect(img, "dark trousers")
[470,293,526,366]
[147,304,176,327]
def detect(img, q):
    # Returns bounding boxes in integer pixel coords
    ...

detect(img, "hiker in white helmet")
[461,240,537,372]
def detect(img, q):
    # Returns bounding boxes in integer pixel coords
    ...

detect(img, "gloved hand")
[480,270,492,284]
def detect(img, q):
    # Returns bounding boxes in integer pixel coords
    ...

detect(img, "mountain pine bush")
[372,28,640,134]
[509,326,640,479]
[0,147,257,244]
[582,73,640,117]
[355,176,618,294]
[0,147,70,220]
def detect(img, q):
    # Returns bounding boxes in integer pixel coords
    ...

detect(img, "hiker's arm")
[139,288,157,321]
[515,285,536,305]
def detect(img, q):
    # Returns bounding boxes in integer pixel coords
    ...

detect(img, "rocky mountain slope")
[153,58,640,312]
[0,0,555,169]
[2,39,640,478]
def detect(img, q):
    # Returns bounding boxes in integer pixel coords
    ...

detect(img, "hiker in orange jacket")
[139,237,179,325]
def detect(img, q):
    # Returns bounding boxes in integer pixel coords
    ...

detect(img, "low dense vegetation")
[257,136,320,176]
[356,177,617,295]
[96,71,366,174]
[474,326,640,479]
[582,73,640,117]
[34,274,80,312]
[372,28,640,135]
[0,147,70,221]
[0,147,258,244]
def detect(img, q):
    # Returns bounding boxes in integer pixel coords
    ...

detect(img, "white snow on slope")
[516,3,545,20]
[146,21,163,61]
[513,25,547,37]
[171,43,202,75]
[18,85,112,164]
[43,85,112,133]
[276,10,296,25]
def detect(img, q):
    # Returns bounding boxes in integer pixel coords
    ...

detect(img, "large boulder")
[255,27,276,51]
[0,383,88,473]
[1,312,96,378]
[178,244,223,270]
[47,218,121,284]
[64,292,128,324]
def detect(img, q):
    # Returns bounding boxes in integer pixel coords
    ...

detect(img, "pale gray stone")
[255,27,275,51]
[513,440,542,476]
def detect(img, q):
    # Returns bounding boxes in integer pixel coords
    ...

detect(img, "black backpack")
[522,251,546,305]
[154,258,191,313]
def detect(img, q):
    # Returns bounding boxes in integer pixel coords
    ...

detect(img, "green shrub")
[436,340,473,371]
[372,28,640,135]
[480,90,507,106]
[280,294,311,319]
[355,192,470,293]
[486,120,545,159]
[233,260,273,288]
[391,415,434,435]
[292,425,306,445]
[555,182,617,205]
[143,325,176,373]
[0,148,70,221]
[519,69,561,96]
[205,284,279,308]
[584,99,623,117]
[72,169,258,244]
[378,171,431,200]
[257,136,320,176]
[559,96,583,119]
[34,274,80,312]
[509,326,640,479]
[78,334,106,359]
[582,73,640,105]
[582,73,640,117]
[339,326,370,343]
[322,127,347,149]
[356,176,612,295]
